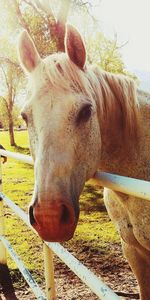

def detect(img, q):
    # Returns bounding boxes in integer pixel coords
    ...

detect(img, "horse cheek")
[28,124,38,161]
[86,122,101,179]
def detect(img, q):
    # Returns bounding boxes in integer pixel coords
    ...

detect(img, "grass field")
[0,130,119,288]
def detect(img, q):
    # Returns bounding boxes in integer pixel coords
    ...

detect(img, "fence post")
[43,243,56,300]
[0,156,7,265]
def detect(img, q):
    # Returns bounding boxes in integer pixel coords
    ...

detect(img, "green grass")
[0,130,42,283]
[0,130,119,286]
[1,130,30,153]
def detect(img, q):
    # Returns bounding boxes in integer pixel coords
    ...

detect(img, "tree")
[12,0,71,53]
[0,97,23,130]
[11,0,95,54]
[0,61,23,145]
[0,0,72,146]
[86,31,139,82]
[87,32,125,74]
[0,0,24,146]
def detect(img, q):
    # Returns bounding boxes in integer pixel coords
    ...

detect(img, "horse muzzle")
[29,199,78,242]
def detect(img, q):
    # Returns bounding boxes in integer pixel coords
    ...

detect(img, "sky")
[92,0,150,72]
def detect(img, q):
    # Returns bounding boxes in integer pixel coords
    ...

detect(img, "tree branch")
[22,0,46,20]
[12,87,16,105]
[12,0,30,33]
[0,66,9,90]
[56,0,71,51]
[0,57,20,69]
[34,0,55,16]
[57,0,71,23]
[0,96,9,110]
[21,0,57,49]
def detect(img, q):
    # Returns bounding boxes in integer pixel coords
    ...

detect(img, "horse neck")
[92,71,140,177]
[99,88,150,179]
[99,123,139,177]
[99,110,136,177]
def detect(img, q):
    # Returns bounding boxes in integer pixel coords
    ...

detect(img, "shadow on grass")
[11,145,30,155]
[9,269,44,289]
[80,183,106,212]
[10,145,33,169]
[0,264,18,299]
[0,267,44,299]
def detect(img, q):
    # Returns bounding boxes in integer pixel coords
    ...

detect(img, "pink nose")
[29,200,77,242]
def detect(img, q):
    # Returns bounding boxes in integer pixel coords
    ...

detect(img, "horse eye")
[76,104,92,125]
[21,112,28,124]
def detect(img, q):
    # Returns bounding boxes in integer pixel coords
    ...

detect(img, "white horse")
[18,25,150,300]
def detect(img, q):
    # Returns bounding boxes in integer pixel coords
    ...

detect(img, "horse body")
[102,89,150,300]
[18,26,150,299]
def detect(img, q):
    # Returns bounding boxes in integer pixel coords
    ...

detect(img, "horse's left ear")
[18,30,41,73]
[65,24,86,70]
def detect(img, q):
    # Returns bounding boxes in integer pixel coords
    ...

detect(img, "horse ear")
[65,25,86,70]
[18,31,41,73]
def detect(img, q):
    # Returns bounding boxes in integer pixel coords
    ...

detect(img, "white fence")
[0,149,149,300]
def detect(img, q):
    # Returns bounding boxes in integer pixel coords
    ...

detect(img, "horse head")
[18,25,101,242]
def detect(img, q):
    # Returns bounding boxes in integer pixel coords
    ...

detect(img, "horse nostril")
[61,205,70,224]
[29,205,36,226]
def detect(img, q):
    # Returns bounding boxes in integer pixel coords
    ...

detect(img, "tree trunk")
[8,111,16,147]
[7,65,16,147]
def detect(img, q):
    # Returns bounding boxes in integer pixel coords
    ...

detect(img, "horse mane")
[90,66,140,144]
[42,53,140,148]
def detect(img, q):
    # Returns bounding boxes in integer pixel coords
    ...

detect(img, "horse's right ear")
[18,31,41,73]
[65,25,86,70]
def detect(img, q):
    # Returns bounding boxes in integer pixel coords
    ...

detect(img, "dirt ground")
[0,242,139,300]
